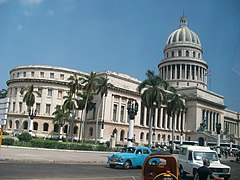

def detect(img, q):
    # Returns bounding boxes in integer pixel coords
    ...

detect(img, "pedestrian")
[194,159,224,180]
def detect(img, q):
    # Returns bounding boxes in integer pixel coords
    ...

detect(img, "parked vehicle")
[107,146,152,169]
[142,151,178,180]
[178,146,231,179]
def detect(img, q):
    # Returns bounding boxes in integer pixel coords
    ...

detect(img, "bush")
[17,132,32,142]
[2,137,15,145]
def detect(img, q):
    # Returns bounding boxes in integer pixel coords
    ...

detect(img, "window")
[47,89,52,97]
[40,72,44,78]
[198,53,201,59]
[193,51,196,58]
[178,50,182,57]
[43,123,49,132]
[171,51,174,57]
[13,102,16,112]
[38,88,42,96]
[186,50,189,57]
[120,105,125,122]
[12,73,15,78]
[64,125,68,133]
[89,127,93,136]
[140,132,144,140]
[9,120,12,128]
[23,72,26,77]
[23,121,28,130]
[33,122,38,131]
[113,104,118,122]
[166,53,169,58]
[53,124,59,132]
[15,120,19,129]
[60,74,64,80]
[36,103,40,115]
[45,104,51,115]
[57,90,62,97]
[17,72,20,78]
[14,88,17,96]
[19,102,22,113]
[50,73,54,78]
[31,72,35,77]
[74,126,78,134]
[188,151,193,161]
[120,130,125,141]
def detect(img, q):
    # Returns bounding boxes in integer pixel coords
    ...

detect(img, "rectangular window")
[23,72,26,77]
[17,72,20,78]
[45,104,51,115]
[31,72,35,77]
[40,72,44,78]
[120,105,125,122]
[47,89,52,97]
[19,102,22,113]
[50,73,54,78]
[113,104,118,122]
[140,103,144,126]
[60,74,64,80]
[13,102,16,112]
[57,90,62,97]
[36,103,40,115]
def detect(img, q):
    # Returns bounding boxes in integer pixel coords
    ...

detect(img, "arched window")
[158,134,161,141]
[171,51,174,57]
[15,120,19,129]
[23,121,28,130]
[146,133,149,140]
[198,53,201,59]
[178,50,182,57]
[193,51,196,58]
[64,125,68,133]
[186,50,189,57]
[43,123,49,132]
[53,124,59,132]
[176,135,179,140]
[74,126,78,134]
[89,127,93,136]
[33,122,38,131]
[120,130,125,141]
[167,135,171,141]
[162,134,166,142]
[9,120,12,129]
[140,132,144,140]
[166,52,169,58]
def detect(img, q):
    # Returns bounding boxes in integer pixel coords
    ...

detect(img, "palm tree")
[67,74,82,142]
[0,89,7,99]
[81,72,98,142]
[137,70,166,148]
[166,92,185,153]
[63,91,77,141]
[52,105,70,141]
[94,76,113,144]
[20,84,40,134]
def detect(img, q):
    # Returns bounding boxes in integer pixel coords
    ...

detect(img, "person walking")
[194,159,224,180]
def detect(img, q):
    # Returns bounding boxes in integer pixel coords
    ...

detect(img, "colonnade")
[202,109,220,132]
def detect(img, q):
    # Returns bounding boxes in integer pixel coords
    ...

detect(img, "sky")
[0,0,240,112]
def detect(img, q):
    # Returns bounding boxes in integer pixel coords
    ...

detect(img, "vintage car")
[142,151,178,180]
[107,146,152,169]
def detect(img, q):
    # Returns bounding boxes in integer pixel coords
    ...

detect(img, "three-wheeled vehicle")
[142,151,178,180]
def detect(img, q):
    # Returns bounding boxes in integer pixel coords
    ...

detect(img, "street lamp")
[127,99,138,147]
[28,107,37,135]
[216,122,221,158]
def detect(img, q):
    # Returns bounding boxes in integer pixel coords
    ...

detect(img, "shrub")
[2,137,15,145]
[17,132,32,142]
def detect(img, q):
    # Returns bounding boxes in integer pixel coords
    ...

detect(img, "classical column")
[154,108,158,128]
[160,107,163,129]
[143,107,147,126]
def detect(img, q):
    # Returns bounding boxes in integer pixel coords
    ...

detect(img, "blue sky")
[0,0,240,112]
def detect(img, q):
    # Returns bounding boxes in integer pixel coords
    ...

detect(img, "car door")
[185,150,193,174]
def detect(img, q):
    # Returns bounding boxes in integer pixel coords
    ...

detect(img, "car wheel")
[109,164,116,168]
[179,166,186,178]
[123,160,131,169]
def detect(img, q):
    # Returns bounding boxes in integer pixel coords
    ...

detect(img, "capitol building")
[5,16,240,146]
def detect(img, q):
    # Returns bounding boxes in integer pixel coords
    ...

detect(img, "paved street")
[0,146,239,179]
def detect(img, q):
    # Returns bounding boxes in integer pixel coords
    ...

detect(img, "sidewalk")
[0,145,112,164]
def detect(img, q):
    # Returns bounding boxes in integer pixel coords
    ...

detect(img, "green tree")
[166,92,185,153]
[94,76,113,144]
[0,89,7,99]
[67,74,82,142]
[137,70,166,148]
[81,72,98,143]
[52,105,70,141]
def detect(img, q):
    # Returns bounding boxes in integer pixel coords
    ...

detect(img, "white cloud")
[17,24,23,31]
[0,0,7,4]
[21,0,43,5]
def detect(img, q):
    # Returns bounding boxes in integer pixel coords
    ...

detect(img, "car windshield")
[122,147,136,153]
[193,151,219,161]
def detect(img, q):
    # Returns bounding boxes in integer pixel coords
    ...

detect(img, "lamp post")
[28,107,36,135]
[127,99,138,147]
[216,122,221,158]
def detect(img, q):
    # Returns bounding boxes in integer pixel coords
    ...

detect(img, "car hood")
[109,152,135,158]
[195,161,230,169]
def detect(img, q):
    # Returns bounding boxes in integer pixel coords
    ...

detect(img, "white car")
[178,146,231,179]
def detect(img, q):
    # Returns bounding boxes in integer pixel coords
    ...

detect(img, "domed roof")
[166,16,201,47]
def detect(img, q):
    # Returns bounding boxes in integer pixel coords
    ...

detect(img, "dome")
[166,16,201,47]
